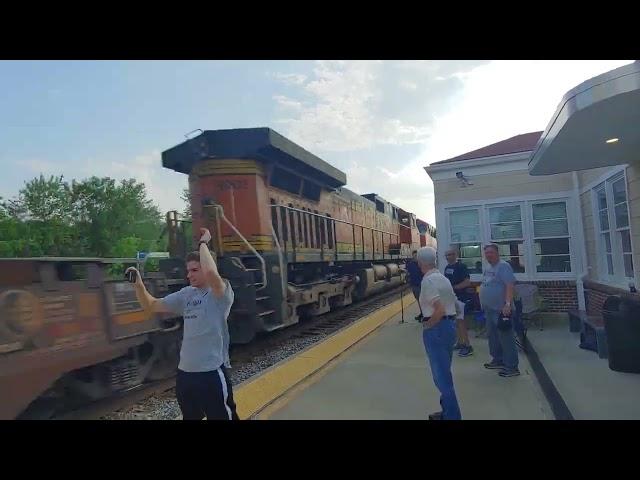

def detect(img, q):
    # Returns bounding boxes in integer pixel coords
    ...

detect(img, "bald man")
[444,247,473,357]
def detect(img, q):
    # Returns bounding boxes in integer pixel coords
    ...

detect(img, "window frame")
[444,197,575,282]
[530,199,573,275]
[591,170,635,288]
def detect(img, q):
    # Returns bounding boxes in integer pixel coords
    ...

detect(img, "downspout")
[572,171,588,311]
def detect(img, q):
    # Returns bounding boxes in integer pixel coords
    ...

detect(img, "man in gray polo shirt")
[479,244,519,377]
[126,227,237,420]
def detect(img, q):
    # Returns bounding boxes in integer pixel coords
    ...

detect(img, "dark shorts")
[176,366,239,420]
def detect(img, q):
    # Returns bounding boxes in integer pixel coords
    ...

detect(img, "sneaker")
[484,360,504,370]
[428,411,443,420]
[453,343,464,350]
[498,368,521,377]
[458,345,474,357]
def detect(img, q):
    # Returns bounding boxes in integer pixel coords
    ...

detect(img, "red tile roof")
[432,131,543,165]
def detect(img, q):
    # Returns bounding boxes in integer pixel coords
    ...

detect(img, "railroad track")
[39,284,413,420]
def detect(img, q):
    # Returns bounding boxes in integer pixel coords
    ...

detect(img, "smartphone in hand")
[126,270,138,284]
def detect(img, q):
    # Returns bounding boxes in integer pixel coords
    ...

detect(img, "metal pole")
[400,283,405,324]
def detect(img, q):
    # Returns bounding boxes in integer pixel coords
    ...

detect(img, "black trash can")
[602,295,640,373]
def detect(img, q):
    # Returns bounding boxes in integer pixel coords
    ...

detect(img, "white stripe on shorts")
[216,368,232,420]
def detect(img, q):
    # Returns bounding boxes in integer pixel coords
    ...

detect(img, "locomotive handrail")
[218,210,268,291]
[269,204,404,238]
[270,224,287,299]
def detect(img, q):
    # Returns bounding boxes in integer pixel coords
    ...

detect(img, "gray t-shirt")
[161,280,234,372]
[479,260,516,311]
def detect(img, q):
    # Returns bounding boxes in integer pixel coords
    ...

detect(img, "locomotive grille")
[108,361,141,390]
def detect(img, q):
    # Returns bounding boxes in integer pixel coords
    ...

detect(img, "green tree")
[70,177,163,257]
[0,175,165,259]
[181,187,191,218]
[18,174,72,223]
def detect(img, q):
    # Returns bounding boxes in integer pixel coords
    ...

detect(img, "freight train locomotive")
[0,127,436,419]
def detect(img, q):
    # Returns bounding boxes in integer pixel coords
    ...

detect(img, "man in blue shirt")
[406,250,425,321]
[479,244,519,377]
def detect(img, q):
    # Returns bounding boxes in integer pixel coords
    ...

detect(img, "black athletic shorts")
[176,366,240,420]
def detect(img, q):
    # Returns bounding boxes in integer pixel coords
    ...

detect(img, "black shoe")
[498,368,521,377]
[458,345,474,357]
[484,361,505,370]
[415,314,423,321]
[428,411,443,420]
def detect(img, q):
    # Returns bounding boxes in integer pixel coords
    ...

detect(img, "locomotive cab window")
[301,180,322,202]
[375,199,385,213]
[271,167,302,195]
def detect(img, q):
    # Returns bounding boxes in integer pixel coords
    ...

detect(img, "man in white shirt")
[417,246,462,420]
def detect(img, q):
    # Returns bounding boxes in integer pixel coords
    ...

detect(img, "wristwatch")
[199,240,209,247]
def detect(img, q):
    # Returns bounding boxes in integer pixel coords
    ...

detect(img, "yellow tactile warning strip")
[234,293,416,420]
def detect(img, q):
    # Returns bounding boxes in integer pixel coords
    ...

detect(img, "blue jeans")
[422,317,462,420]
[485,308,519,369]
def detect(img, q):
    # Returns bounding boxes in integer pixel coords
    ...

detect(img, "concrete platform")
[527,323,640,420]
[256,302,551,420]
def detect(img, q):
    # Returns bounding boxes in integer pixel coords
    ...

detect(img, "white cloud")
[272,94,303,112]
[271,72,307,86]
[17,159,58,175]
[399,80,418,91]
[272,60,478,151]
[272,60,634,228]
[101,149,187,216]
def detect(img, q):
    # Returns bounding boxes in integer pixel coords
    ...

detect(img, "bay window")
[593,173,634,283]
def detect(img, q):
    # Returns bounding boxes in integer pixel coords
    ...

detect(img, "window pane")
[607,254,614,275]
[532,202,567,221]
[612,178,627,205]
[459,244,481,259]
[506,258,526,273]
[459,257,483,274]
[451,225,481,243]
[624,254,634,278]
[536,255,572,273]
[596,186,607,210]
[599,210,609,231]
[621,229,632,253]
[489,206,521,223]
[533,219,569,237]
[450,209,479,227]
[453,242,482,274]
[603,233,612,253]
[493,241,525,273]
[490,222,522,240]
[493,241,525,256]
[615,203,629,228]
[535,238,570,255]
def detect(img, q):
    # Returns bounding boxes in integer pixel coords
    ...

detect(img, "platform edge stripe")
[234,295,416,420]
[522,336,574,421]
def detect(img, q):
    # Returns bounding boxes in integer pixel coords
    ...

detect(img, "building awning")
[529,61,640,176]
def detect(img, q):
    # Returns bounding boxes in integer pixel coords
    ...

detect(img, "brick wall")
[585,288,610,315]
[519,281,578,313]
[584,279,640,315]
[469,280,578,312]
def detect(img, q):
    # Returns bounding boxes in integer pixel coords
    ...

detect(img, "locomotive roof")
[162,128,347,188]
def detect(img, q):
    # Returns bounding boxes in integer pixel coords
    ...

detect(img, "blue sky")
[1,60,633,225]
